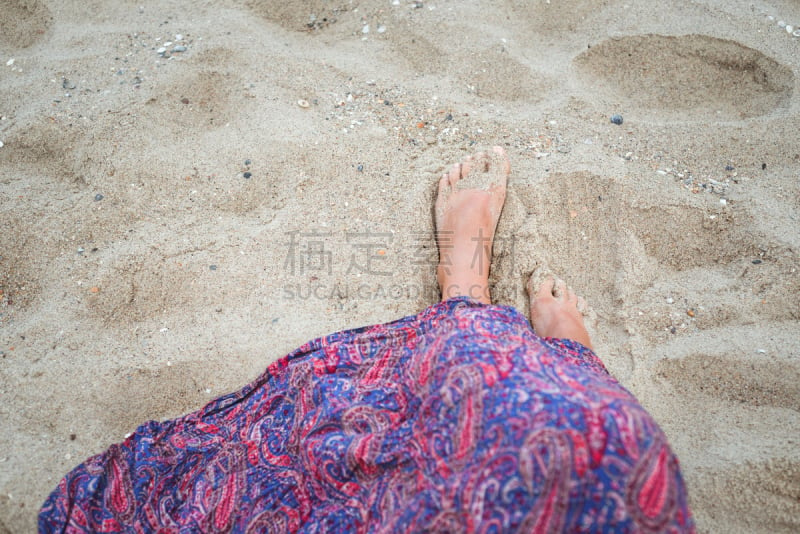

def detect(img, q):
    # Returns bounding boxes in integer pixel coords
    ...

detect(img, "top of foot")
[434,147,511,305]
[527,275,593,349]
[434,146,510,236]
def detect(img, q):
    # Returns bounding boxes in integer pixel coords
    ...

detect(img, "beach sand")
[1,0,798,531]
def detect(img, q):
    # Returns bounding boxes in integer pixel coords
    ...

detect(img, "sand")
[1,0,798,531]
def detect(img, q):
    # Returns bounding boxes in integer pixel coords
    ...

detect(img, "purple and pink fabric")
[40,297,694,533]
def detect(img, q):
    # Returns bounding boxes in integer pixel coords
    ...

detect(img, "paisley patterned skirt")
[39,297,694,533]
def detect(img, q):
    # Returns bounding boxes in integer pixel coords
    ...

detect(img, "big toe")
[461,152,483,177]
[470,151,490,173]
[535,277,557,300]
[552,278,568,300]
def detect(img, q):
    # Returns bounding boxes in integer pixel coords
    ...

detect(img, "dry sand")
[1,0,799,531]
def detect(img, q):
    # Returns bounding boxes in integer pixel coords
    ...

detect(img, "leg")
[434,147,510,305]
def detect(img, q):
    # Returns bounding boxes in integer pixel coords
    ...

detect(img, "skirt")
[39,297,694,533]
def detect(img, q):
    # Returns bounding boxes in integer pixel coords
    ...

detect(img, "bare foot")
[528,276,593,349]
[435,147,510,304]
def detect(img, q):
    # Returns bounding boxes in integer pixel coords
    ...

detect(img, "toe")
[438,173,450,196]
[565,286,579,304]
[461,153,479,178]
[537,277,556,300]
[577,296,588,314]
[526,274,535,296]
[553,278,568,299]
[448,163,462,186]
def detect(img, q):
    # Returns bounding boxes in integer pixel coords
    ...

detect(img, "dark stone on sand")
[244,159,251,166]
[209,265,217,271]
[357,164,364,172]
[752,259,762,264]
[610,114,623,125]
[243,172,252,179]
[94,194,104,201]
[725,165,734,171]
[762,163,767,170]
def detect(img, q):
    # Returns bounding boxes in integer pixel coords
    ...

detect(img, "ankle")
[533,312,593,349]
[438,269,491,304]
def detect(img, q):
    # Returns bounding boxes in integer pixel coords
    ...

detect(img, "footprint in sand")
[387,29,448,76]
[98,364,209,436]
[0,0,52,49]
[655,348,800,411]
[574,34,794,121]
[244,0,350,33]
[0,120,86,185]
[513,171,758,306]
[144,67,236,132]
[456,45,551,103]
[86,247,217,324]
[691,458,800,533]
[505,0,615,33]
[650,326,800,532]
[0,228,40,313]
